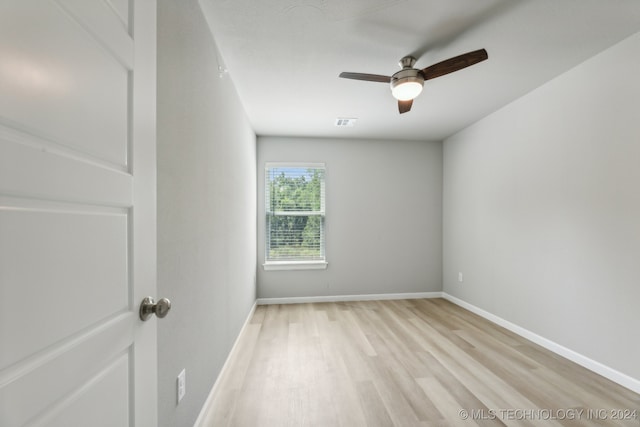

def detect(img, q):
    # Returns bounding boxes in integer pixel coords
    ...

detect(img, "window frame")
[263,162,328,271]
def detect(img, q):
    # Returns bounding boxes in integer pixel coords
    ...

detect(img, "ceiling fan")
[339,49,488,114]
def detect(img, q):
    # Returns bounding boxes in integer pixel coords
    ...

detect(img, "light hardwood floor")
[200,299,639,426]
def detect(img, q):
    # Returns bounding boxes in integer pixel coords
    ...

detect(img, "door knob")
[139,296,172,321]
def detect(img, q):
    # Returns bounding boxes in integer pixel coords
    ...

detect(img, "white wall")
[257,136,442,299]
[157,1,257,426]
[443,32,640,382]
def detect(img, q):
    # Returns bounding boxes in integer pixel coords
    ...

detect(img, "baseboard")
[193,300,257,427]
[257,291,443,305]
[442,292,640,394]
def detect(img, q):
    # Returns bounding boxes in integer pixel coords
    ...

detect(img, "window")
[264,163,326,270]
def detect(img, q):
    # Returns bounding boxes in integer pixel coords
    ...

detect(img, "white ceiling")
[200,0,640,141]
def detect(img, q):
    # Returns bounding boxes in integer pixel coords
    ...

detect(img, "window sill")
[263,261,328,271]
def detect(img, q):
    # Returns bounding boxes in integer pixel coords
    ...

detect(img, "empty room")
[1,0,639,426]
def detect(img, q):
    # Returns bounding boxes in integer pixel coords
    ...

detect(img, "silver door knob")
[139,296,172,321]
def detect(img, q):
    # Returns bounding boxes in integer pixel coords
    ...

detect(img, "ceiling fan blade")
[339,72,392,83]
[420,49,488,81]
[398,99,413,114]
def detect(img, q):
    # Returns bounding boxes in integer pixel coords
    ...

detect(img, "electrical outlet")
[177,369,186,403]
[458,272,464,282]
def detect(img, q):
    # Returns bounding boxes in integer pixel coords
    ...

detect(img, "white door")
[0,0,157,426]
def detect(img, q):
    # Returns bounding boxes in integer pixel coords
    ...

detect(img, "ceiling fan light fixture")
[339,50,487,113]
[391,78,424,100]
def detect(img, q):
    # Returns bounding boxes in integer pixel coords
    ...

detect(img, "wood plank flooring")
[199,299,640,426]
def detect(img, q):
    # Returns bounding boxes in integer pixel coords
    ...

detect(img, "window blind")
[265,164,325,262]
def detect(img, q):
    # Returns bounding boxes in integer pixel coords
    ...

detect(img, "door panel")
[29,355,130,427]
[0,203,128,369]
[1,315,133,426]
[0,135,133,205]
[0,0,156,425]
[0,0,129,166]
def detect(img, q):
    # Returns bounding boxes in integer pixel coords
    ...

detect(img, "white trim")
[263,261,328,271]
[442,293,640,394]
[193,301,257,427]
[257,291,443,305]
[265,161,325,169]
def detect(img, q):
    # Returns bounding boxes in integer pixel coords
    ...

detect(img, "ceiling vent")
[335,118,357,127]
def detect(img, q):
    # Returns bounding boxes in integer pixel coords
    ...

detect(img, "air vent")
[335,118,357,127]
